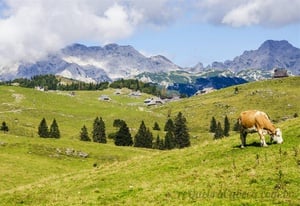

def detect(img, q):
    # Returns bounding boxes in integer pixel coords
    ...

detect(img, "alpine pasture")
[0,77,299,205]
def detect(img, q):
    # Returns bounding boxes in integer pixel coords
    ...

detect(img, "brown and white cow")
[238,110,283,148]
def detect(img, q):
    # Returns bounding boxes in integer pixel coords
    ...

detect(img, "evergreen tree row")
[38,118,60,138]
[6,75,161,96]
[209,115,230,139]
[79,112,191,150]
[80,117,107,143]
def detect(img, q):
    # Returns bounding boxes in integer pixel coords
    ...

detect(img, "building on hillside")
[273,68,289,78]
[144,97,164,106]
[129,90,141,97]
[35,86,45,91]
[195,87,215,95]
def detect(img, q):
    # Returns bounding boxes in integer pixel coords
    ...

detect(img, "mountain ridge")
[0,40,299,83]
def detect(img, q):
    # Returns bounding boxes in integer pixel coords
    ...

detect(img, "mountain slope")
[210,40,300,74]
[13,43,181,82]
[0,77,299,205]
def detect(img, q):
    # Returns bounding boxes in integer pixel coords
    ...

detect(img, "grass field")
[0,77,299,205]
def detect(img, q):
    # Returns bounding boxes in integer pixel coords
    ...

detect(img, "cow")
[238,110,283,148]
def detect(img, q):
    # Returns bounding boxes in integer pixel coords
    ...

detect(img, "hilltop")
[0,77,299,205]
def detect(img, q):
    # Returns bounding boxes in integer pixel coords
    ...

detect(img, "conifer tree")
[154,135,164,149]
[115,121,133,146]
[49,119,60,138]
[92,117,106,143]
[164,129,175,150]
[209,116,217,133]
[38,118,49,138]
[134,121,153,148]
[1,121,9,133]
[153,122,161,131]
[174,112,190,148]
[224,115,230,137]
[214,122,224,139]
[156,135,165,150]
[164,118,174,132]
[80,125,91,141]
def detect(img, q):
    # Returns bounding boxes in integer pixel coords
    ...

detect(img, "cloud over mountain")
[0,0,299,68]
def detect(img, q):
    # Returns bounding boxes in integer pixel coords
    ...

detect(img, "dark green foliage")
[38,118,49,138]
[214,122,224,139]
[80,125,91,141]
[154,135,165,150]
[164,118,174,132]
[134,121,153,148]
[164,129,175,150]
[153,122,161,131]
[114,121,133,146]
[113,119,125,128]
[13,75,58,90]
[49,119,60,138]
[0,121,9,133]
[224,115,230,137]
[294,113,299,118]
[92,117,106,143]
[234,87,239,94]
[174,112,190,148]
[11,74,109,91]
[58,81,109,91]
[109,78,160,96]
[209,116,217,133]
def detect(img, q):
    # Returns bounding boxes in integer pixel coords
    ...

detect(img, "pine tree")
[92,117,106,143]
[153,122,161,131]
[174,112,190,148]
[164,129,175,150]
[115,121,133,146]
[157,135,165,150]
[113,119,125,128]
[209,116,217,133]
[164,118,174,132]
[98,117,106,143]
[38,118,49,138]
[224,115,230,137]
[1,121,9,133]
[49,119,60,138]
[134,121,153,148]
[80,125,91,141]
[154,135,164,149]
[214,122,224,139]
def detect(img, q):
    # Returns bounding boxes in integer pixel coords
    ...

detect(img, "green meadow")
[0,77,299,205]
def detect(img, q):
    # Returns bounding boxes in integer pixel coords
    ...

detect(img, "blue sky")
[0,0,300,67]
[118,21,300,67]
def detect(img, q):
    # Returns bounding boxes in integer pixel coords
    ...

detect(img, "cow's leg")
[240,131,247,148]
[258,129,268,147]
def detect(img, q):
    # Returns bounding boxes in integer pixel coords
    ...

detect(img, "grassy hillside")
[0,77,299,205]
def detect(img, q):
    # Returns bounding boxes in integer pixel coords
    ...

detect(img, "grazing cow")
[238,110,283,148]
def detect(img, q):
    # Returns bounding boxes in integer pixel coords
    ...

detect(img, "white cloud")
[0,0,299,67]
[0,1,141,65]
[194,0,300,27]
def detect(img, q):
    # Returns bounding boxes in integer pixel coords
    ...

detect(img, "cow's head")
[271,128,283,144]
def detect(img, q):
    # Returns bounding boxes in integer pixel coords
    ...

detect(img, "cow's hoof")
[240,145,245,149]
